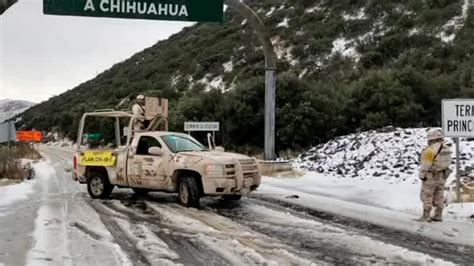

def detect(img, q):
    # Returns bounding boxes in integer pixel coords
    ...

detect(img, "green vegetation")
[18,0,473,154]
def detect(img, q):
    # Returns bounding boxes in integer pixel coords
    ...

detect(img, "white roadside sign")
[442,99,474,138]
[184,122,220,132]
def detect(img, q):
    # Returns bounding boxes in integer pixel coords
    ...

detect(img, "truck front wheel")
[178,176,200,208]
[87,173,113,199]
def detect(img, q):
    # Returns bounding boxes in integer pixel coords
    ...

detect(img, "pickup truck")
[73,108,261,207]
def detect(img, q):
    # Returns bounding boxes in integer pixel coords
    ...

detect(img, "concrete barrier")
[258,160,303,177]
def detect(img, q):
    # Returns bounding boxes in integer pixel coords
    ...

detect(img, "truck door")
[127,136,166,189]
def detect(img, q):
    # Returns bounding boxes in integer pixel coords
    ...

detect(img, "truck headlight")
[204,164,224,177]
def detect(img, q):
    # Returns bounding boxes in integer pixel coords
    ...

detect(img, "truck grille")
[224,164,236,178]
[239,159,259,179]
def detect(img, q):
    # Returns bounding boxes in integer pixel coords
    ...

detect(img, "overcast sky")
[0,0,192,103]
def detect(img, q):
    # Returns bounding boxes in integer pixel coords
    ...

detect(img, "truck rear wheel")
[178,176,200,208]
[87,173,113,199]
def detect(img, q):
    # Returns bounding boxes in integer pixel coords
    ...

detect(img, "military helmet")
[137,95,145,100]
[427,128,444,141]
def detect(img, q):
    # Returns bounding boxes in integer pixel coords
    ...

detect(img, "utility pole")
[0,0,17,15]
[225,0,277,160]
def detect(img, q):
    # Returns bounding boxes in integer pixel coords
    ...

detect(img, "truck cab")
[72,98,261,207]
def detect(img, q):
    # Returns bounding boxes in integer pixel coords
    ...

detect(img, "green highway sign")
[43,0,224,22]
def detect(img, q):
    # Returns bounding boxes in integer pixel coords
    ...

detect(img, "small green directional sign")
[43,0,224,22]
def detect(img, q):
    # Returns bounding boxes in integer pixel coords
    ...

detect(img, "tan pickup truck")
[72,98,261,207]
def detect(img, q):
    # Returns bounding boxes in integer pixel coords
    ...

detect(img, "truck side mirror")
[148,147,163,156]
[214,146,225,152]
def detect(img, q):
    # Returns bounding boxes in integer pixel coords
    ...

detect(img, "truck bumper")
[202,177,259,196]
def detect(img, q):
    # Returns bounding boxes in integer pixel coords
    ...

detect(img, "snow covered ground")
[0,151,129,265]
[1,135,473,265]
[295,127,473,183]
[259,127,474,246]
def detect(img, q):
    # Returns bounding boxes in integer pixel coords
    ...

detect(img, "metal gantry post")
[225,0,277,160]
[455,137,461,201]
[264,68,276,160]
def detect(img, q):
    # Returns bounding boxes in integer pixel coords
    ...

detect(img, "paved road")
[0,146,472,265]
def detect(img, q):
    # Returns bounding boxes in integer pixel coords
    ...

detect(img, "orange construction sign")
[16,131,42,142]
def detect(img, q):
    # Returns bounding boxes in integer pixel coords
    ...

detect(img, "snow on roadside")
[445,202,474,222]
[263,173,421,213]
[260,127,474,246]
[26,161,70,266]
[258,185,474,247]
[0,179,35,210]
[0,160,46,212]
[26,157,131,266]
[245,203,456,265]
[294,128,474,184]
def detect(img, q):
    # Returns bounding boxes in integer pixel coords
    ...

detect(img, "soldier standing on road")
[416,129,453,222]
[132,95,147,131]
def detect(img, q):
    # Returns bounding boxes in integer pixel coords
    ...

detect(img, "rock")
[393,163,403,168]
[317,166,324,173]
[378,126,395,133]
[286,195,299,199]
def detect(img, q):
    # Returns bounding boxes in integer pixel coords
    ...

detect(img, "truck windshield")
[161,135,207,153]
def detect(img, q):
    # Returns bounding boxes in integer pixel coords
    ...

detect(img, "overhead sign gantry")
[43,0,224,22]
[41,0,277,160]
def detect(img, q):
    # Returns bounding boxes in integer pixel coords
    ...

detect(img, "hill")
[0,99,35,123]
[18,0,474,153]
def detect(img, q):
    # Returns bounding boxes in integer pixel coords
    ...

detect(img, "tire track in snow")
[89,201,150,265]
[94,199,231,265]
[248,196,474,265]
[207,198,460,265]
[144,201,317,265]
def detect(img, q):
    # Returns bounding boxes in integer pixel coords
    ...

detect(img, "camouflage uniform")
[132,103,146,131]
[418,142,450,221]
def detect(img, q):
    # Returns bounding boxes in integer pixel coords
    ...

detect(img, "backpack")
[432,143,452,171]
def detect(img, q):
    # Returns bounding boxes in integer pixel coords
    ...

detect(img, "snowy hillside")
[0,99,35,123]
[294,127,474,184]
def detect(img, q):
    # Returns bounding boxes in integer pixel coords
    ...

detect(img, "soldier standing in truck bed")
[132,95,147,131]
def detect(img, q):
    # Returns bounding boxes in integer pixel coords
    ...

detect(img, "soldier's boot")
[415,209,431,222]
[430,208,443,222]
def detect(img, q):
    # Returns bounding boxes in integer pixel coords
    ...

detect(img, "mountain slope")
[19,0,474,151]
[0,99,35,123]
